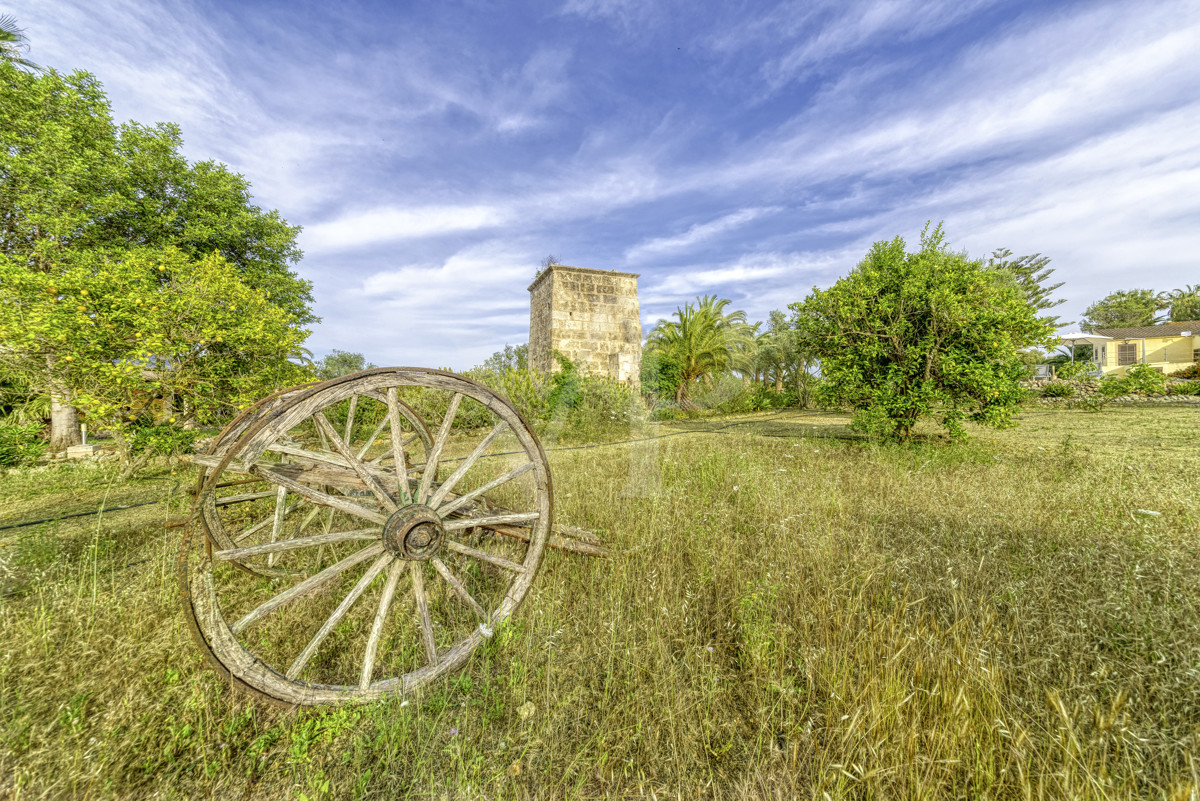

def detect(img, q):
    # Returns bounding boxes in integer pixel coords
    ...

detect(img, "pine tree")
[987,248,1068,328]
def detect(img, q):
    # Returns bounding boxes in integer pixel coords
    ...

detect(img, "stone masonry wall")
[528,265,641,385]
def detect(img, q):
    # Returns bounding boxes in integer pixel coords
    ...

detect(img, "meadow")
[1,405,1198,799]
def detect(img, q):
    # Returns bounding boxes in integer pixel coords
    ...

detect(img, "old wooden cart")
[179,367,599,706]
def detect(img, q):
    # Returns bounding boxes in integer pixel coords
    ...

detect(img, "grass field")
[1,405,1198,799]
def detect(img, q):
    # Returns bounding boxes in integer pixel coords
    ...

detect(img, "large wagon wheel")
[179,368,553,705]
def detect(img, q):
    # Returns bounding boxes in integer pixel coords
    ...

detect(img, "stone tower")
[528,265,641,385]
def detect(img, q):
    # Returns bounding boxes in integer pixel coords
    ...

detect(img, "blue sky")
[12,0,1200,369]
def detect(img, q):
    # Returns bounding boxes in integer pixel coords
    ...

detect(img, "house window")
[1194,348,1200,362]
[1117,343,1138,366]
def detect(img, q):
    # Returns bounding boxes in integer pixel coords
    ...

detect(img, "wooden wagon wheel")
[179,368,553,705]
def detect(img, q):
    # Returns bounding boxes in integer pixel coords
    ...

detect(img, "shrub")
[545,352,582,412]
[640,350,683,400]
[1052,361,1092,381]
[792,223,1054,441]
[716,385,799,414]
[1124,364,1167,396]
[1169,363,1200,380]
[1098,377,1131,397]
[1041,382,1075,398]
[0,422,45,467]
[1167,380,1200,396]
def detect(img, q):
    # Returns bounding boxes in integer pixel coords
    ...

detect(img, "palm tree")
[1166,284,1200,322]
[0,15,41,72]
[645,295,755,407]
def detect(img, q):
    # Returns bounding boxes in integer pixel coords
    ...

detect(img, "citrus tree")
[792,223,1054,440]
[0,248,309,472]
[0,61,314,451]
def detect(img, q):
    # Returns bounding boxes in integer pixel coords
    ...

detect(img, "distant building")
[1092,320,1200,375]
[528,265,641,385]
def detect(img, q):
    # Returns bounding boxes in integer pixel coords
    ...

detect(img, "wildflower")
[449,727,458,736]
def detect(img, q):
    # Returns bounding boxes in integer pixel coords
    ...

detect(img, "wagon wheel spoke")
[410,562,439,666]
[427,421,509,509]
[215,529,378,561]
[342,394,358,447]
[264,443,353,469]
[312,411,398,512]
[443,539,526,574]
[417,393,463,505]
[437,461,534,517]
[286,554,392,680]
[431,556,488,621]
[231,543,384,635]
[360,559,406,689]
[385,387,414,501]
[266,486,289,566]
[256,466,388,525]
[444,512,539,532]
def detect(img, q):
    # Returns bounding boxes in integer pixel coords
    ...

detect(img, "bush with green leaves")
[792,223,1055,440]
[0,422,45,467]
[1098,377,1131,397]
[717,385,799,414]
[1166,380,1200,396]
[1123,364,1168,396]
[1041,382,1076,398]
[639,349,684,400]
[1050,360,1092,381]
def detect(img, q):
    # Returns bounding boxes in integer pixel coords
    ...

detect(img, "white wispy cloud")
[641,250,852,316]
[302,205,510,253]
[319,241,535,367]
[624,208,779,262]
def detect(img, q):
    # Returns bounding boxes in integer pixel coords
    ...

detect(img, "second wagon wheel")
[180,368,553,705]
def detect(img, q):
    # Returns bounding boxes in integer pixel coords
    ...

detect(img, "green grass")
[1,406,1198,799]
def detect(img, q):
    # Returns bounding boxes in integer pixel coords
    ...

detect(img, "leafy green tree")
[1165,285,1200,322]
[316,350,376,380]
[0,248,309,471]
[985,248,1067,328]
[757,309,822,406]
[0,15,39,72]
[639,348,683,399]
[1080,289,1162,332]
[644,295,755,407]
[481,343,528,375]
[791,223,1054,440]
[0,62,314,449]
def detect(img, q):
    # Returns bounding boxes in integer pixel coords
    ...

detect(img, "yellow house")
[1093,320,1200,376]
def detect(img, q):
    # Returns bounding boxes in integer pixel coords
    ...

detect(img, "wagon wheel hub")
[383,504,446,561]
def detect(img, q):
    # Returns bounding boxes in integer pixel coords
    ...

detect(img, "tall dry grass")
[0,405,1197,799]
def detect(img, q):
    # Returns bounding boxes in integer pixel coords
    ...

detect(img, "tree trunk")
[775,369,783,393]
[49,388,82,452]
